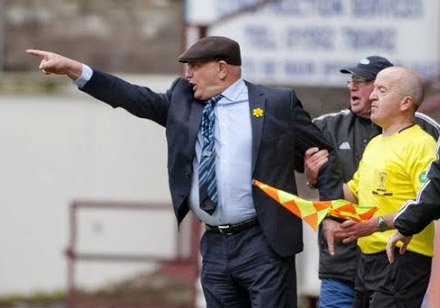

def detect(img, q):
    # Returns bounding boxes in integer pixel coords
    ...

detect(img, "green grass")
[0,289,66,303]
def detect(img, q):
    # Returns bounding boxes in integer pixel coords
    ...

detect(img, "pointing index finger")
[26,49,48,58]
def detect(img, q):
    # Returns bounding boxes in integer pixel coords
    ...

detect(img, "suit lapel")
[188,98,204,153]
[246,82,266,174]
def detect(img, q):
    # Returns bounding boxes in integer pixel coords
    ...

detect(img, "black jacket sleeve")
[395,155,440,236]
[80,69,176,127]
[291,93,344,201]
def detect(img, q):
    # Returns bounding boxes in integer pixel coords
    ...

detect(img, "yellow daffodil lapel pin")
[253,108,264,118]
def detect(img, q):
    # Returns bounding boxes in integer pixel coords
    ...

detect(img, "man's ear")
[401,96,415,111]
[218,61,227,79]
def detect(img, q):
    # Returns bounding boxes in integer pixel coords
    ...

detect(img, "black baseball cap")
[178,36,241,66]
[340,56,394,80]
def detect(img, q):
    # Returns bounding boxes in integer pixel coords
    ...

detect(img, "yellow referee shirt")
[347,125,436,257]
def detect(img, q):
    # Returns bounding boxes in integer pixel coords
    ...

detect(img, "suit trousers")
[200,224,297,308]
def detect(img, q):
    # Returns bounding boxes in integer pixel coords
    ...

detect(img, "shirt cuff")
[73,64,93,88]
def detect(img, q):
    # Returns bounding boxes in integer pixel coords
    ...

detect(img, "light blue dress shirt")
[188,78,255,226]
[74,66,256,226]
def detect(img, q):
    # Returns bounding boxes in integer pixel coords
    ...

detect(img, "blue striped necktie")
[199,94,222,215]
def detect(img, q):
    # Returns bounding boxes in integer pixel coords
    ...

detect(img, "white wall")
[0,75,179,294]
[0,75,322,302]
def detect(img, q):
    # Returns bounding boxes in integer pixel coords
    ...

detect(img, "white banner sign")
[186,0,440,86]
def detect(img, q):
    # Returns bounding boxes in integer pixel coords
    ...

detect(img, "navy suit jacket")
[81,70,343,257]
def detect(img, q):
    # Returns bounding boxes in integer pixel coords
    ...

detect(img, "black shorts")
[353,250,431,308]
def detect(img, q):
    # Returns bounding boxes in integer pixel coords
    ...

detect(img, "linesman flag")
[253,180,378,230]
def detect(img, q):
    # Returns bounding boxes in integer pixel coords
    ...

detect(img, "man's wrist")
[377,216,388,232]
[73,64,92,88]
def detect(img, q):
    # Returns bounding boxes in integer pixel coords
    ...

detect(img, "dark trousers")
[200,224,297,308]
[353,250,431,308]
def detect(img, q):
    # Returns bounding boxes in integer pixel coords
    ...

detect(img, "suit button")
[185,172,191,177]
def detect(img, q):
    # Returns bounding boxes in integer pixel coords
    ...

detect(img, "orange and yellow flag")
[253,180,378,230]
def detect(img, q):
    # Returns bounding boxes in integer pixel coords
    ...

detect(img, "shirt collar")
[220,78,246,103]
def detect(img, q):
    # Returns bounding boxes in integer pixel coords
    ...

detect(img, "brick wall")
[3,0,182,73]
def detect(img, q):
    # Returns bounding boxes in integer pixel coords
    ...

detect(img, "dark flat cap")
[340,56,393,80]
[178,36,241,65]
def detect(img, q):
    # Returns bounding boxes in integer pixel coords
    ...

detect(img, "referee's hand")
[386,231,412,263]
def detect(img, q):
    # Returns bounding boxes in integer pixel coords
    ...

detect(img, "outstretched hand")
[386,231,412,263]
[26,49,83,80]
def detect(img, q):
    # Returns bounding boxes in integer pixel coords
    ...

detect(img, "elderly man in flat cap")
[27,36,342,308]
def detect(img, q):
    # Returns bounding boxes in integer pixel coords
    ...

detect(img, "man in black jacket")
[27,36,342,308]
[305,56,440,308]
